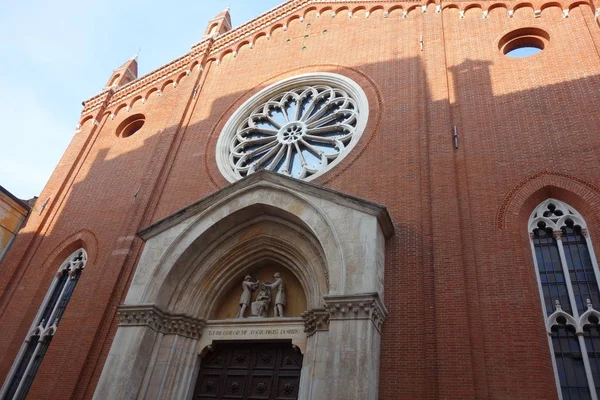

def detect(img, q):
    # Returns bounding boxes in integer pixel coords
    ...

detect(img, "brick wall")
[1,1,599,398]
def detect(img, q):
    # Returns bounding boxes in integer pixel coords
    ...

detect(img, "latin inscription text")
[207,328,302,336]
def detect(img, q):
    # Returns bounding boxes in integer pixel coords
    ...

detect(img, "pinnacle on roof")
[204,5,232,38]
[104,57,138,89]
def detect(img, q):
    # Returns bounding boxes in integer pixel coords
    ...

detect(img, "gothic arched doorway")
[94,172,392,399]
[193,341,303,399]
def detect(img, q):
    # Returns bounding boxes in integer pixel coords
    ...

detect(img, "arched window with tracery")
[529,199,600,399]
[0,248,87,400]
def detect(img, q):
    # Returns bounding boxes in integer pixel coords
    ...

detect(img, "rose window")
[216,73,369,182]
[230,86,357,179]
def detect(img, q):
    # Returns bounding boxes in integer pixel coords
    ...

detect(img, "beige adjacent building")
[0,186,31,262]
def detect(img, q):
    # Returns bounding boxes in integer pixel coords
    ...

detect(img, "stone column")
[93,325,159,400]
[300,308,330,399]
[93,305,205,400]
[301,293,387,400]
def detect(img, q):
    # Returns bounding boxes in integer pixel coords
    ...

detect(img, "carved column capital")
[323,293,388,333]
[582,228,589,237]
[117,304,206,339]
[301,308,330,337]
[553,230,563,239]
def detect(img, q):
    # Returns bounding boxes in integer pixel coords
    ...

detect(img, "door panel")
[193,342,303,400]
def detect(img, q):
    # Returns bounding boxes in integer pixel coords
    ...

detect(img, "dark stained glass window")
[531,200,600,399]
[2,337,39,400]
[1,249,86,400]
[562,221,599,314]
[533,222,571,315]
[551,319,591,400]
[39,272,68,326]
[583,317,600,396]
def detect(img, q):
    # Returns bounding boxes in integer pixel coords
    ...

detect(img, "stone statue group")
[236,272,286,318]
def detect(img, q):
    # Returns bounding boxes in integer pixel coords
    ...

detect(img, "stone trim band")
[119,294,387,341]
[117,304,206,339]
[324,293,388,333]
[303,293,388,336]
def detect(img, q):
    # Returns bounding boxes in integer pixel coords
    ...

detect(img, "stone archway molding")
[166,216,327,317]
[94,171,394,400]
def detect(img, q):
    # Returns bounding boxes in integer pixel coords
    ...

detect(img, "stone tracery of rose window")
[230,85,358,179]
[216,73,369,182]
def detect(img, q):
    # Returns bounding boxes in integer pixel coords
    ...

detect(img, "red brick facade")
[1,0,600,398]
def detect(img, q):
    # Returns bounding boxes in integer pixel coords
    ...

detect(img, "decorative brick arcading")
[117,304,206,339]
[80,0,592,119]
[210,0,311,54]
[323,293,388,333]
[301,307,330,337]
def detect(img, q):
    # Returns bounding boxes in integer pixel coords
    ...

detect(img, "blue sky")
[0,0,282,200]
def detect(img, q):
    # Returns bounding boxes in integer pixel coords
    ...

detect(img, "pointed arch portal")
[94,171,393,400]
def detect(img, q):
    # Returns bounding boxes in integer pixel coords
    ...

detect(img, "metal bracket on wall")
[453,126,459,149]
[133,186,141,203]
[39,198,50,215]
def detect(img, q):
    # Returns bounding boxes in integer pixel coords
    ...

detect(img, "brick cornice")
[209,0,312,55]
[80,0,311,116]
[80,0,596,118]
[81,43,212,116]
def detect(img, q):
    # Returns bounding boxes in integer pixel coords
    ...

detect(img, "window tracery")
[0,249,87,400]
[216,73,369,182]
[530,199,600,399]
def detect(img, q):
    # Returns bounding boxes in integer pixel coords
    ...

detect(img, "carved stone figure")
[236,275,258,318]
[251,283,272,317]
[267,272,286,317]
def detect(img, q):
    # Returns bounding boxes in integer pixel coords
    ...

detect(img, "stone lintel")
[198,318,307,354]
[323,292,388,333]
[117,304,206,339]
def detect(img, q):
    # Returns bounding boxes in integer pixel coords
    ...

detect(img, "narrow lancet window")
[533,222,571,315]
[583,317,600,394]
[551,318,590,399]
[0,249,87,400]
[530,199,600,399]
[562,221,599,314]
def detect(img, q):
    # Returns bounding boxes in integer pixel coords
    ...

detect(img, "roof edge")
[81,0,588,117]
[0,185,32,212]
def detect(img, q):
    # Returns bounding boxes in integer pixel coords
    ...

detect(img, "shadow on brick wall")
[0,53,599,400]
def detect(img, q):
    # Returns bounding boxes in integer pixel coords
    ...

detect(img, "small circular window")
[499,28,549,58]
[216,73,369,182]
[117,114,145,138]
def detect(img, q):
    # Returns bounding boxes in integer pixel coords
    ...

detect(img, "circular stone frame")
[216,72,370,183]
[498,27,550,57]
[116,114,145,138]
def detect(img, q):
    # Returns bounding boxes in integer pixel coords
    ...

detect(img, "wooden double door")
[193,342,303,400]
